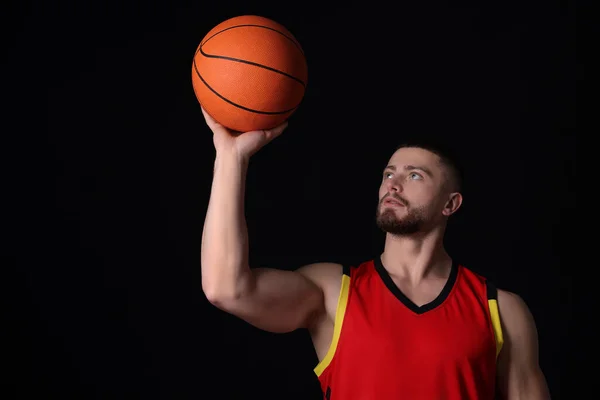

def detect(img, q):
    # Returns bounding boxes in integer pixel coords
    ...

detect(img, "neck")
[380,224,451,284]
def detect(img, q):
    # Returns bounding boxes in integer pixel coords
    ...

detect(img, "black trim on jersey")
[325,386,331,400]
[342,264,351,276]
[374,257,459,315]
[485,279,498,300]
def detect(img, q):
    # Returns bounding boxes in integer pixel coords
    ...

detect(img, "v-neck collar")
[374,256,459,315]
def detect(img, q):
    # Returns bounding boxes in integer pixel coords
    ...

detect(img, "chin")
[381,206,406,216]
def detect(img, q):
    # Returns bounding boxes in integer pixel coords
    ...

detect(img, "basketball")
[191,15,308,132]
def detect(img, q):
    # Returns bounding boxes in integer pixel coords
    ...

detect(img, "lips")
[383,198,405,207]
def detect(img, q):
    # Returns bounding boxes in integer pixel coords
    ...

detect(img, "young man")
[200,108,550,399]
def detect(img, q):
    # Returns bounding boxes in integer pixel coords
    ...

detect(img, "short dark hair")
[395,140,464,193]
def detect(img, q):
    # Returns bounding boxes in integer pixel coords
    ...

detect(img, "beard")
[375,196,429,236]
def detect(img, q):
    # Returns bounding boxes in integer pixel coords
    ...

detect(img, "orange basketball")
[191,15,308,132]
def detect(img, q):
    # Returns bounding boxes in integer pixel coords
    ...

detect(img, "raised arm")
[496,290,551,399]
[199,108,338,333]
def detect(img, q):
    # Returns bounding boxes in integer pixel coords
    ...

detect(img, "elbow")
[202,283,243,306]
[201,281,219,304]
[201,265,253,306]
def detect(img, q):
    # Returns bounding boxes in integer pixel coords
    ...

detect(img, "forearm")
[201,151,252,300]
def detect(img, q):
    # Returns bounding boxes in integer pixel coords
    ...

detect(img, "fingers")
[201,105,289,142]
[262,120,289,144]
[201,107,226,132]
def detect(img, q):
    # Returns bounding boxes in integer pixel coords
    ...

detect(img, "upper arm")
[208,263,342,334]
[496,289,551,400]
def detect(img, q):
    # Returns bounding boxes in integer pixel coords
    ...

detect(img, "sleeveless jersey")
[314,258,503,400]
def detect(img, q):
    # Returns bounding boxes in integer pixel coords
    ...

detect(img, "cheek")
[429,193,448,211]
[405,183,426,197]
[411,187,438,206]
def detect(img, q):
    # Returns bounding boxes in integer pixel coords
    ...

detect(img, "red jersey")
[314,258,504,400]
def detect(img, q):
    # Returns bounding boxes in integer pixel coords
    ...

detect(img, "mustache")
[381,193,408,206]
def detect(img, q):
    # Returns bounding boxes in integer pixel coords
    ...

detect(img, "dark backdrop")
[7,0,575,399]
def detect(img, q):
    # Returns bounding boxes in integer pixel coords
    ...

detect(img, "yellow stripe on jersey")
[486,280,504,359]
[314,273,351,377]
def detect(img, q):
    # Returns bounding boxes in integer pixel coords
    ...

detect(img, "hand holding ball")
[192,15,308,132]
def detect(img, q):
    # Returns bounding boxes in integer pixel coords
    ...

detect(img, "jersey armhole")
[313,265,352,377]
[486,280,504,359]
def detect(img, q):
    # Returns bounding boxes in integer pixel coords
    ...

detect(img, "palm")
[202,107,287,159]
[230,129,271,156]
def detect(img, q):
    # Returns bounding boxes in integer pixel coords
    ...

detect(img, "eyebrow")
[384,164,433,177]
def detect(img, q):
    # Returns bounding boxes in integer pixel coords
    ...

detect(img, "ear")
[442,192,463,216]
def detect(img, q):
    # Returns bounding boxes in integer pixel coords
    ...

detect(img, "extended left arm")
[496,290,551,400]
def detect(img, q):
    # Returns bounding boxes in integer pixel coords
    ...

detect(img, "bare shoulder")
[497,289,539,345]
[296,262,344,297]
[497,289,525,309]
[496,291,550,398]
[296,262,344,321]
[497,289,535,325]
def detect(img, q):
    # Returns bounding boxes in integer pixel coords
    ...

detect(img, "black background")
[7,0,575,398]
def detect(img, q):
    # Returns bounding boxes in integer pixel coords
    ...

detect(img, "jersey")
[314,258,504,400]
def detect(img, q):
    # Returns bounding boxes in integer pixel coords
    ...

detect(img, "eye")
[409,172,423,180]
[384,172,394,179]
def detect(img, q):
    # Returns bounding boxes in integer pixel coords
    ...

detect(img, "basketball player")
[199,108,551,399]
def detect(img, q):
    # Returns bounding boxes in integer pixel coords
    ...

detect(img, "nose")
[386,178,402,193]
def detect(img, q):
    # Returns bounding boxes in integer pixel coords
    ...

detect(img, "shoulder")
[296,263,345,328]
[497,289,538,338]
[296,262,344,292]
[298,259,374,284]
[295,259,376,302]
[497,289,531,317]
[494,289,549,398]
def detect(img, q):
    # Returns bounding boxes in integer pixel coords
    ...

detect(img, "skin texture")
[199,109,550,399]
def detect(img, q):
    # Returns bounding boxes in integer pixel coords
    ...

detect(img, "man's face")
[376,147,458,236]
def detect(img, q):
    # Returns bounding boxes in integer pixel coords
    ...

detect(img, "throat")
[390,275,448,307]
[374,257,458,314]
